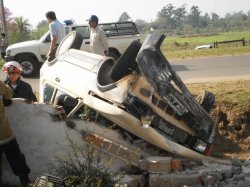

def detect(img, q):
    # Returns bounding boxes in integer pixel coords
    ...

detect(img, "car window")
[72,26,90,39]
[45,34,51,43]
[54,89,81,115]
[65,27,70,35]
[43,83,55,103]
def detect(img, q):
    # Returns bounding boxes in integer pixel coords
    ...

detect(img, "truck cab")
[5,21,140,77]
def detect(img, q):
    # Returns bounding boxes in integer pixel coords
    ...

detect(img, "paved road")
[1,54,250,93]
[170,54,250,83]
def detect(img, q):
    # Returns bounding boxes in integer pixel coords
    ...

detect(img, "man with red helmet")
[2,61,37,102]
[0,80,31,186]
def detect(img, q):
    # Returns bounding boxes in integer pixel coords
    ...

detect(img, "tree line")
[1,3,250,45]
[132,4,250,36]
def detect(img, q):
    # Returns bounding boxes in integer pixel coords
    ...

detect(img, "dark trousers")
[1,52,5,60]
[0,138,30,183]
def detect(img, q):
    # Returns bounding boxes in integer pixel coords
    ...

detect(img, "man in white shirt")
[45,11,66,53]
[87,15,109,56]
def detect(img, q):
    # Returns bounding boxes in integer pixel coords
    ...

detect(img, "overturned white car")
[41,32,216,158]
[4,33,217,183]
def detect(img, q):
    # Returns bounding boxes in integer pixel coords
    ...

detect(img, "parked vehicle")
[5,21,139,77]
[195,44,213,50]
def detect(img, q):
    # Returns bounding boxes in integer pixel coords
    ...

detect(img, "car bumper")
[5,55,15,62]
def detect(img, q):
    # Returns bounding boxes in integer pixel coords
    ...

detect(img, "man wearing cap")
[87,15,109,56]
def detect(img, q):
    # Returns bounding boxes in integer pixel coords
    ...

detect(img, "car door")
[39,31,52,58]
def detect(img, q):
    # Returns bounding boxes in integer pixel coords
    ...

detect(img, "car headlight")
[193,139,207,153]
[6,49,11,56]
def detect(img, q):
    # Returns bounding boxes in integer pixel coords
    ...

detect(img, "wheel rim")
[57,34,74,56]
[21,61,34,75]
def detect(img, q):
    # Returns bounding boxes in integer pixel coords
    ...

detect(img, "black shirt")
[5,78,37,102]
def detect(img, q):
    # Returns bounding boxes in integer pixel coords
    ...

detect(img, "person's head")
[45,11,57,23]
[2,61,23,83]
[1,33,5,38]
[86,15,99,28]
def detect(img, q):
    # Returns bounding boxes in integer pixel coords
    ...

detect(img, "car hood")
[7,40,39,50]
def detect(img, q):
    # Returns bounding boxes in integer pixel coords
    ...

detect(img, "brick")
[139,156,172,174]
[171,159,183,171]
[149,173,203,187]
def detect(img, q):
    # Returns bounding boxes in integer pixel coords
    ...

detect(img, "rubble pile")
[31,156,250,187]
[115,156,250,187]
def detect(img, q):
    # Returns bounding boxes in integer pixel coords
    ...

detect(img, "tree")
[211,13,219,21]
[11,16,31,42]
[157,4,177,30]
[134,19,150,33]
[30,20,48,40]
[13,16,30,32]
[187,6,201,28]
[118,12,131,22]
[0,7,13,32]
[157,3,175,19]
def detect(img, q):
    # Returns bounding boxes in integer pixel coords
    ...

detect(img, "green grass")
[160,30,250,59]
[187,80,250,114]
[0,59,4,67]
[163,45,250,59]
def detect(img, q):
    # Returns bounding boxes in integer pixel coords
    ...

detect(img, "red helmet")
[2,61,23,73]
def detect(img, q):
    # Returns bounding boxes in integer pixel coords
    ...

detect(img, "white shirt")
[49,20,66,44]
[90,26,108,55]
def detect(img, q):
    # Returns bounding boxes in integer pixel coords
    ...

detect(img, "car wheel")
[196,90,215,113]
[107,51,119,61]
[18,56,39,77]
[56,31,83,57]
[109,40,142,81]
[47,31,83,65]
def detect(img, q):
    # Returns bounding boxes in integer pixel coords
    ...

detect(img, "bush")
[48,133,117,187]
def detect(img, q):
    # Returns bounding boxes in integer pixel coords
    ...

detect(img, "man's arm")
[99,29,109,55]
[49,36,57,53]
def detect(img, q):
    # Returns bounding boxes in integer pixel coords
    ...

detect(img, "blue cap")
[86,15,99,22]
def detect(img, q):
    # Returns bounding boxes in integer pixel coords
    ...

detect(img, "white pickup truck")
[5,21,140,77]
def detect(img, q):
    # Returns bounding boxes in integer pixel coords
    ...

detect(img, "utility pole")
[0,0,8,43]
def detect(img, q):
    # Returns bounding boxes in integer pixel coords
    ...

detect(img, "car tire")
[196,90,215,113]
[56,31,83,57]
[109,40,141,81]
[47,31,83,65]
[18,56,39,77]
[107,51,119,61]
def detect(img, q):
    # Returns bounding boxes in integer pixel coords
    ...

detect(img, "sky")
[4,0,250,28]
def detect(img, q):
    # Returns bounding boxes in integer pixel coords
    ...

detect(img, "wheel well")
[108,48,121,58]
[16,53,39,63]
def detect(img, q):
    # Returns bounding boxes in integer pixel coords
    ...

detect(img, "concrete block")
[149,173,203,187]
[139,156,172,173]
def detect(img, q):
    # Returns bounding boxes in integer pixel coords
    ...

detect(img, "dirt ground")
[211,108,250,161]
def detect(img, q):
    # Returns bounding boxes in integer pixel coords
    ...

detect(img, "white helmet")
[2,61,23,73]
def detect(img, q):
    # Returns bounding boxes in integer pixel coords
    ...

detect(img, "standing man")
[0,33,8,60]
[0,81,31,186]
[45,11,66,54]
[87,15,109,56]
